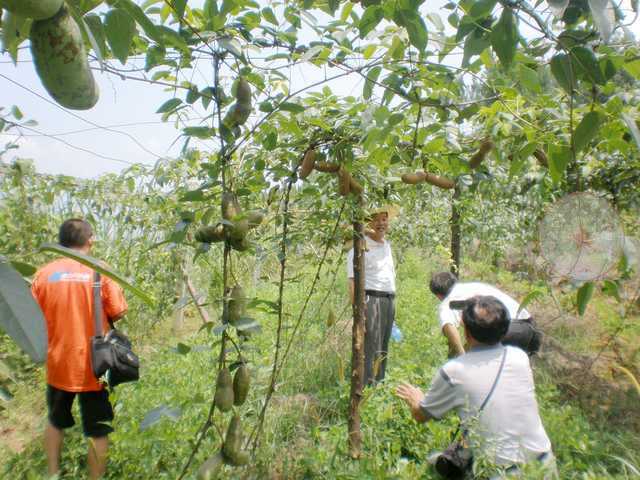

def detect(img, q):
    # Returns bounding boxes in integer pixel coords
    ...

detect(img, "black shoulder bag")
[435,348,508,479]
[90,272,140,388]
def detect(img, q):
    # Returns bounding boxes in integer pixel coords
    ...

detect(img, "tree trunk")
[450,184,461,274]
[348,219,365,458]
[172,277,187,332]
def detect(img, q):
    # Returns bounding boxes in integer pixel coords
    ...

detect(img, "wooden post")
[450,183,461,274]
[186,275,211,325]
[348,217,365,458]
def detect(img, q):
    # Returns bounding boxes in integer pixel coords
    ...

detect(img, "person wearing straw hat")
[346,205,399,385]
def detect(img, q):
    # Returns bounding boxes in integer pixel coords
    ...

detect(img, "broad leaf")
[218,36,243,57]
[84,14,108,60]
[469,0,497,19]
[359,6,384,38]
[394,8,428,52]
[621,113,640,152]
[573,111,603,152]
[262,7,278,25]
[547,0,570,17]
[491,7,518,68]
[279,102,305,113]
[364,66,382,100]
[571,47,606,85]
[156,98,182,114]
[576,281,594,316]
[588,0,614,43]
[548,144,571,183]
[1,12,32,64]
[171,0,187,20]
[462,29,490,67]
[518,64,541,92]
[0,260,47,363]
[517,288,546,318]
[9,260,37,277]
[116,0,163,44]
[39,244,156,306]
[105,8,136,65]
[550,53,574,94]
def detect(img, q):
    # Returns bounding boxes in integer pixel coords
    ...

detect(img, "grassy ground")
[1,250,639,479]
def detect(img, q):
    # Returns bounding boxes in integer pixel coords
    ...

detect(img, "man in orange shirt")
[32,219,127,480]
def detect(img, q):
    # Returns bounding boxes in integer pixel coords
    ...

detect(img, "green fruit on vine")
[225,218,249,241]
[229,236,251,252]
[195,225,225,243]
[0,0,63,20]
[234,77,252,105]
[401,171,427,185]
[469,139,494,169]
[214,368,234,412]
[233,365,250,406]
[196,452,224,480]
[221,192,241,221]
[424,172,455,190]
[222,415,247,466]
[246,210,264,228]
[337,167,351,196]
[228,285,247,324]
[30,6,99,110]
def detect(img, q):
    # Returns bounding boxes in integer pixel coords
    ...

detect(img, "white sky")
[0,0,637,178]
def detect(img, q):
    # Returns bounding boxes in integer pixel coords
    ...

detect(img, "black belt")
[365,290,395,299]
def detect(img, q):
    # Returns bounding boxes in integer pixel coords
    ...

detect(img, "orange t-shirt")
[31,258,128,392]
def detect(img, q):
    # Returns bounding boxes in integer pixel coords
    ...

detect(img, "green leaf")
[278,102,305,114]
[84,13,108,59]
[573,111,603,152]
[491,7,518,68]
[364,66,382,100]
[0,260,47,363]
[517,64,541,92]
[1,12,32,64]
[176,342,191,354]
[462,29,490,67]
[621,113,640,152]
[104,8,136,65]
[179,189,206,201]
[548,144,571,183]
[571,46,606,85]
[550,53,575,94]
[261,7,278,25]
[588,0,613,43]
[469,0,497,18]
[171,0,187,19]
[157,25,189,52]
[9,260,36,277]
[359,6,384,38]
[387,113,404,126]
[602,280,621,301]
[145,44,167,72]
[516,288,546,318]
[218,36,243,57]
[183,126,214,139]
[39,243,155,306]
[116,0,163,44]
[394,8,428,52]
[156,98,182,113]
[576,281,594,316]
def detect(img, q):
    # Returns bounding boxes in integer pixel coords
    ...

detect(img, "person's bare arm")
[395,382,432,423]
[348,278,355,305]
[443,323,465,358]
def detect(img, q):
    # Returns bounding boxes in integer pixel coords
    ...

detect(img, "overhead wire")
[4,124,140,166]
[0,72,164,160]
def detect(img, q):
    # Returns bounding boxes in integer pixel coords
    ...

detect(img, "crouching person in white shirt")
[396,296,557,479]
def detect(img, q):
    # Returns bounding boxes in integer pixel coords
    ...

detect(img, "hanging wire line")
[0,73,163,160]
[4,124,140,166]
[1,121,186,137]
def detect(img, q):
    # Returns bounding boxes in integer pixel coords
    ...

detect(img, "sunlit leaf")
[491,7,518,68]
[573,111,603,152]
[359,6,384,38]
[576,281,594,316]
[105,8,136,65]
[550,53,574,94]
[548,144,571,183]
[38,244,155,306]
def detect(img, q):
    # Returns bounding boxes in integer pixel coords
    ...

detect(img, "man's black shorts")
[46,385,114,437]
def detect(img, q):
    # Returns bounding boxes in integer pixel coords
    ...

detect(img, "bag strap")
[452,347,508,440]
[93,271,103,337]
[479,347,507,412]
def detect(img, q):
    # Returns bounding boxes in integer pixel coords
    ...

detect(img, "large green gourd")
[233,365,250,406]
[214,368,234,412]
[0,0,63,20]
[30,6,99,110]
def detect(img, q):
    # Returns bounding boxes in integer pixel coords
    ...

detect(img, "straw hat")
[367,204,400,221]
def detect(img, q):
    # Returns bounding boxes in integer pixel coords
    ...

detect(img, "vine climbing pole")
[348,204,365,458]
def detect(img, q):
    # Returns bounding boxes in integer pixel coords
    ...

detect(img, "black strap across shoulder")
[93,271,103,337]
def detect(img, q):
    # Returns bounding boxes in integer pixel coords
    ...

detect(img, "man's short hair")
[58,219,93,248]
[461,296,510,345]
[430,272,457,297]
